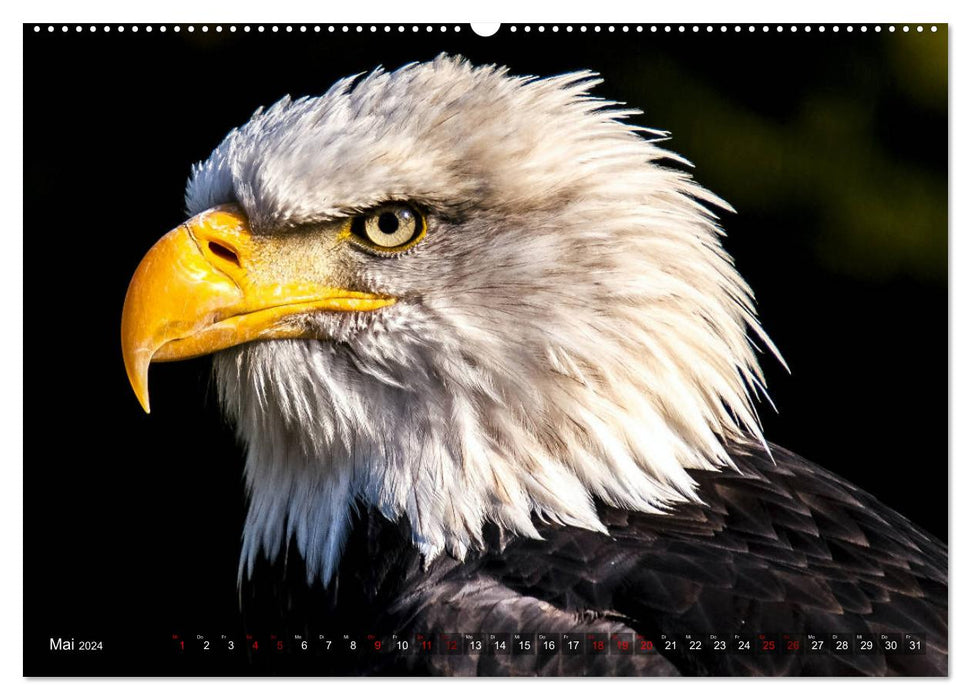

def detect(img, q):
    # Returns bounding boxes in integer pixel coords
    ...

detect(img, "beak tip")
[122,344,154,415]
[130,376,152,414]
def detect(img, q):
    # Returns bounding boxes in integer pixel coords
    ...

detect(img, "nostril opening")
[208,241,240,266]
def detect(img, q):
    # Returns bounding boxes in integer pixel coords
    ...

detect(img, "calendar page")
[22,21,947,677]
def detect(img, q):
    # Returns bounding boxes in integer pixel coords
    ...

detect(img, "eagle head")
[122,55,777,584]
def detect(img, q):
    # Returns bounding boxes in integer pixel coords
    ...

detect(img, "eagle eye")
[350,204,425,252]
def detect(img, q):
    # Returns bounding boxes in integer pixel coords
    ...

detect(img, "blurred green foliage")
[614,33,947,284]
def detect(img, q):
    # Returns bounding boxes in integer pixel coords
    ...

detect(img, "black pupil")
[377,211,400,234]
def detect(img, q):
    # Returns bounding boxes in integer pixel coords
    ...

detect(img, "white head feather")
[185,55,780,584]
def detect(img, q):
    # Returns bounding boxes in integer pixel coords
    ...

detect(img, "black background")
[23,23,947,675]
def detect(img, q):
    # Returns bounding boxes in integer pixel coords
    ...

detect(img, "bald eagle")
[121,56,946,676]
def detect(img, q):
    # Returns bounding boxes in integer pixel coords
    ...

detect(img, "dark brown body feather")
[241,442,947,676]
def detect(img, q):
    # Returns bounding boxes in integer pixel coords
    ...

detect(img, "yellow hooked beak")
[121,205,395,413]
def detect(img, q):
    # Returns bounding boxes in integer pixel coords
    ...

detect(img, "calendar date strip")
[169,631,927,656]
